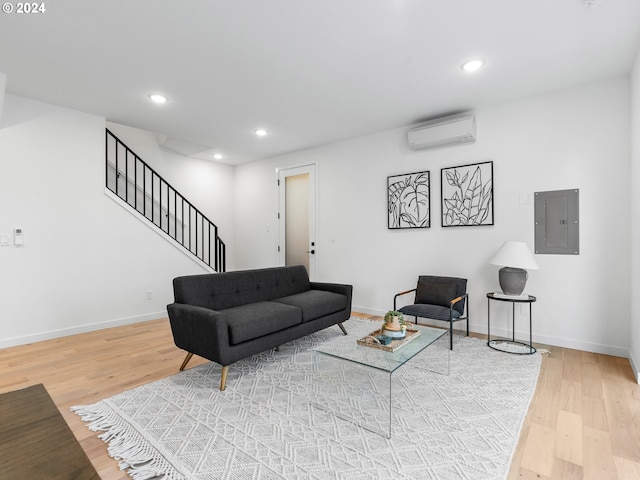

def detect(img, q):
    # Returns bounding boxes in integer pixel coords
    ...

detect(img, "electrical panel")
[534,189,579,255]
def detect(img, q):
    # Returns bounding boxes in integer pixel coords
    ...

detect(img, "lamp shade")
[490,241,539,270]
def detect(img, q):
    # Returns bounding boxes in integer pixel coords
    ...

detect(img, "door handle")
[306,250,315,254]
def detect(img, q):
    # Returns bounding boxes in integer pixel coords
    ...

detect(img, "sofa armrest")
[309,282,353,312]
[310,282,352,297]
[167,303,231,364]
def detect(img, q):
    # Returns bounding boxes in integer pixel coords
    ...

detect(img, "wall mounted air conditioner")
[407,113,476,151]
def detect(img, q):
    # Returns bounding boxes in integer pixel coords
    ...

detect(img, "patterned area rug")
[73,317,541,480]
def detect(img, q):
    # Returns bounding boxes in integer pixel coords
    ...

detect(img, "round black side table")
[486,293,536,354]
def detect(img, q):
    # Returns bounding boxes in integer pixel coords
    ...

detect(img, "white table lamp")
[490,241,539,295]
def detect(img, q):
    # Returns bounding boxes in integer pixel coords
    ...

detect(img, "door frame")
[277,164,317,280]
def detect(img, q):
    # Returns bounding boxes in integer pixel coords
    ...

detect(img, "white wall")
[0,72,6,123]
[630,49,640,382]
[235,76,631,357]
[0,94,233,348]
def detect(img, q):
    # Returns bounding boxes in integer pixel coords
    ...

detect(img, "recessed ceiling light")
[255,128,268,137]
[461,59,485,73]
[148,93,168,104]
[213,153,224,160]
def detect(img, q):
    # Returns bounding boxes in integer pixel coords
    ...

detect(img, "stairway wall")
[0,94,233,347]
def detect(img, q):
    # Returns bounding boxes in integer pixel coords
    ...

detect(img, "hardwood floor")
[0,314,638,479]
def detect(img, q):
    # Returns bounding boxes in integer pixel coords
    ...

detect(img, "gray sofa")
[167,265,353,390]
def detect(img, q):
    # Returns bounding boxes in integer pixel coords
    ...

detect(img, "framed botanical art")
[387,171,430,229]
[441,161,493,227]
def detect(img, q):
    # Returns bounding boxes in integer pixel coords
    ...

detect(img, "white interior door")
[278,164,316,279]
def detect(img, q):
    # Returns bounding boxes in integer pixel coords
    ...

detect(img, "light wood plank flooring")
[0,314,638,479]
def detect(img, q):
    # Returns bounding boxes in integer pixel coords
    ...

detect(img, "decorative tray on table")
[356,328,421,352]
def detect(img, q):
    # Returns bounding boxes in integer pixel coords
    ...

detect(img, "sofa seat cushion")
[272,290,348,323]
[224,302,302,345]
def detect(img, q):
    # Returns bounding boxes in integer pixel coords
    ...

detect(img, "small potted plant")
[382,310,406,338]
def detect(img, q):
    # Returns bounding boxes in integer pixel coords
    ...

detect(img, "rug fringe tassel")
[71,404,182,480]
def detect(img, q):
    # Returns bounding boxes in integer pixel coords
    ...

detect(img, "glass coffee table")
[311,324,449,438]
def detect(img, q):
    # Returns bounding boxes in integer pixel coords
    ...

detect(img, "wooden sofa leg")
[220,365,229,391]
[338,323,348,335]
[180,352,194,371]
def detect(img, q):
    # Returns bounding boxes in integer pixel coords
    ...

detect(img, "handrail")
[105,128,226,272]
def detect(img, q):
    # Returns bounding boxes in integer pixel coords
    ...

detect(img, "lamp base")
[498,267,528,295]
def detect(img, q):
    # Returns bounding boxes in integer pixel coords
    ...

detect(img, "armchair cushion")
[414,276,467,315]
[399,304,462,321]
[415,280,458,308]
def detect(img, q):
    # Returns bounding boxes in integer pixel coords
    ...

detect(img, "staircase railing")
[105,128,226,272]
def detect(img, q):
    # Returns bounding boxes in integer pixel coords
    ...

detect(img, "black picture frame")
[441,161,494,227]
[387,171,430,229]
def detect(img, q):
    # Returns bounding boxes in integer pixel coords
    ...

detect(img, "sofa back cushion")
[173,265,311,311]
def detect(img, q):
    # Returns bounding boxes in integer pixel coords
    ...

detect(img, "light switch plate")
[1,234,10,246]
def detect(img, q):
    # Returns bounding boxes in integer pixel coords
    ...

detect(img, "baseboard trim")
[0,312,167,349]
[351,305,385,317]
[527,332,629,358]
[352,304,629,358]
[629,350,640,384]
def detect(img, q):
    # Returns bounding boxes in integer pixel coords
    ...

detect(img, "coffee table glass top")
[314,324,447,373]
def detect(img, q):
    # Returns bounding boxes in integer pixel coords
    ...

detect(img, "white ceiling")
[1,0,639,165]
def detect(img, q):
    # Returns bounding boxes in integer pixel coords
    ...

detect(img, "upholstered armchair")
[393,275,469,350]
